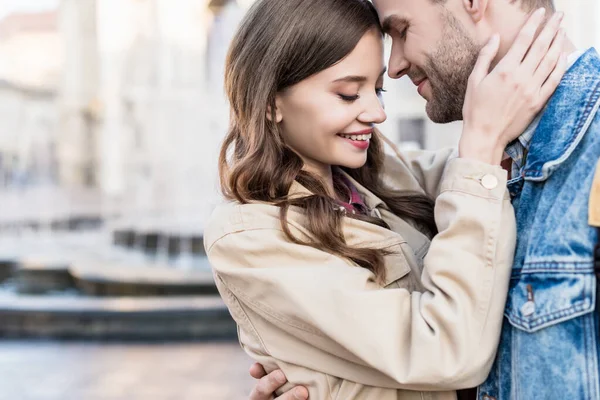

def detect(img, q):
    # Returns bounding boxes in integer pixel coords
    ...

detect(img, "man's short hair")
[431,0,555,12]
[515,0,555,12]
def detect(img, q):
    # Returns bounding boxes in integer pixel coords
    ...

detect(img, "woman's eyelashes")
[338,93,360,102]
[338,88,386,103]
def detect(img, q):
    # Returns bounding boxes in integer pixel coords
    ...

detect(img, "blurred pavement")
[0,340,255,400]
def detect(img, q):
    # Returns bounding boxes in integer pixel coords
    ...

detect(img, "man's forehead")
[373,0,434,17]
[374,0,441,30]
[372,0,412,23]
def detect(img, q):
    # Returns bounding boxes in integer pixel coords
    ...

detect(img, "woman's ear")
[266,96,283,123]
[462,0,489,23]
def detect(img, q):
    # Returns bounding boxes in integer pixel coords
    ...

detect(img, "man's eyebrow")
[381,15,409,34]
[333,68,387,83]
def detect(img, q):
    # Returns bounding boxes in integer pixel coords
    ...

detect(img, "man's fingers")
[249,370,287,400]
[521,11,564,74]
[469,33,500,85]
[277,386,309,400]
[249,363,268,379]
[500,7,546,67]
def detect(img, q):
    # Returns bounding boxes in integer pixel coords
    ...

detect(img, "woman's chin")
[337,156,368,170]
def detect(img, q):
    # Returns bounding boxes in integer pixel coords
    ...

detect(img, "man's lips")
[412,78,428,97]
[411,77,426,87]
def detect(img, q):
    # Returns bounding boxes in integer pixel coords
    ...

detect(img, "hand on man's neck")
[485,2,577,66]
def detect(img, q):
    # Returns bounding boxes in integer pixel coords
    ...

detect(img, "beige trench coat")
[204,149,516,400]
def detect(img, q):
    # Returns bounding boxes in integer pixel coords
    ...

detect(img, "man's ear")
[462,0,489,23]
[266,96,283,123]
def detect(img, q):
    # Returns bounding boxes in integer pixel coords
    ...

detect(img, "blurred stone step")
[6,256,215,296]
[70,262,218,296]
[0,294,236,340]
[0,260,16,283]
[15,257,74,294]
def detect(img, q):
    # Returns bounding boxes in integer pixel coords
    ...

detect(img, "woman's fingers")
[532,27,566,89]
[498,7,546,68]
[521,11,564,75]
[469,34,500,85]
[539,52,568,103]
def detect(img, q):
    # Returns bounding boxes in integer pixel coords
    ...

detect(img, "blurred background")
[0,0,598,399]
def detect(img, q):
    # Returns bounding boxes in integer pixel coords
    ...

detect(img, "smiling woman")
[274,31,387,173]
[220,0,438,281]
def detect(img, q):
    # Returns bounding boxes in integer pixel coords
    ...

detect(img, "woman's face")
[275,29,387,177]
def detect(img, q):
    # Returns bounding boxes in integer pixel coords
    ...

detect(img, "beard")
[420,12,481,123]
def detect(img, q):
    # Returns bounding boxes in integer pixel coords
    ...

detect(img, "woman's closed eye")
[338,88,386,103]
[338,93,360,102]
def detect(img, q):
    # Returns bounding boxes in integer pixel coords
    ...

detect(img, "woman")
[204,0,566,399]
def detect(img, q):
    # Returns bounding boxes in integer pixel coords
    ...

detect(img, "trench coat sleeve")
[206,157,514,391]
[382,147,457,198]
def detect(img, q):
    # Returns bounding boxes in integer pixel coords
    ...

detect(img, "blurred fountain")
[0,0,242,340]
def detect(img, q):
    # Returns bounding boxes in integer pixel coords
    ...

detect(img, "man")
[248,0,600,399]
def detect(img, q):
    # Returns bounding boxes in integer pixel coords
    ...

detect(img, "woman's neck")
[302,163,338,199]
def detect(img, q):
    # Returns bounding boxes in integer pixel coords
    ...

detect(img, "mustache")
[408,73,428,86]
[406,66,428,85]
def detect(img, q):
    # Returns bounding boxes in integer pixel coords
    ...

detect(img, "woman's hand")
[460,7,567,165]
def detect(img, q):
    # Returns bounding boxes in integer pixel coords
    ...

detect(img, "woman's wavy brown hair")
[219,0,436,283]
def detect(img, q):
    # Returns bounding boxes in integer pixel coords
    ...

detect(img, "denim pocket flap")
[505,272,596,333]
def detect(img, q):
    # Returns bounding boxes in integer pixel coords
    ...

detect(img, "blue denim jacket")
[478,48,600,399]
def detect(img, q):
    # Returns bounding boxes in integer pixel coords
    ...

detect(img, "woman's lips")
[341,137,370,150]
[342,128,374,136]
[337,133,371,150]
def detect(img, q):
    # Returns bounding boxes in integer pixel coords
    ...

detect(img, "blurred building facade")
[0,11,60,188]
[0,0,599,220]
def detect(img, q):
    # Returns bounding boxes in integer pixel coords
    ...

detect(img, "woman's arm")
[381,143,457,199]
[207,157,514,391]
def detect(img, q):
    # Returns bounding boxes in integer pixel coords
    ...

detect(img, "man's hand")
[248,363,309,400]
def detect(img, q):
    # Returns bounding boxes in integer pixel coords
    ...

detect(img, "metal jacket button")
[481,174,499,189]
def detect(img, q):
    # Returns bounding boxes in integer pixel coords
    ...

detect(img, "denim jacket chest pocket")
[505,269,595,332]
[504,173,598,332]
[504,147,599,332]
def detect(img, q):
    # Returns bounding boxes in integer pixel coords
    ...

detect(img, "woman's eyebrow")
[333,68,387,83]
[333,75,367,83]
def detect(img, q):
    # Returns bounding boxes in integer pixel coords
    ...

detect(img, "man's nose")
[388,41,410,79]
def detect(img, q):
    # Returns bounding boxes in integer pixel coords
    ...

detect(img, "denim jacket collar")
[523,47,600,181]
